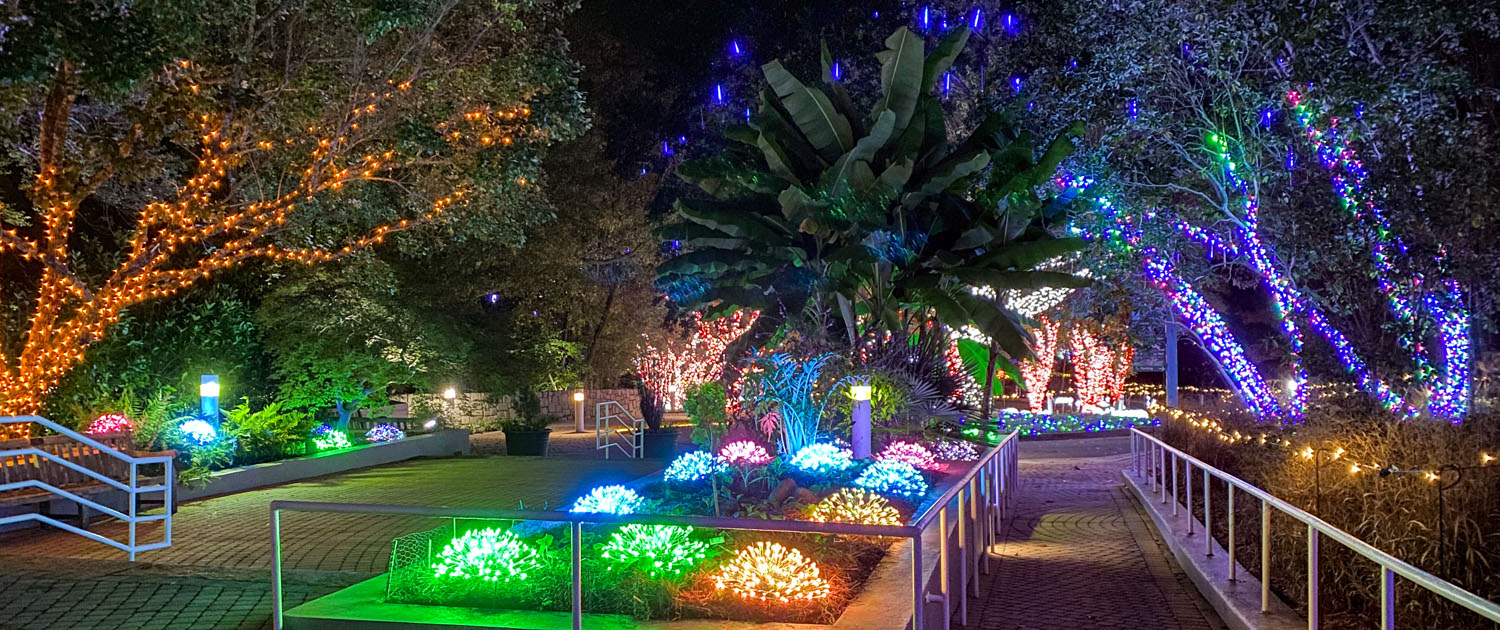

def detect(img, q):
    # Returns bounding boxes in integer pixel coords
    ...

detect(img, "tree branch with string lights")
[0,0,586,429]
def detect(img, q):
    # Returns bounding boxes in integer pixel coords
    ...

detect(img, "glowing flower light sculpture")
[665,451,729,483]
[570,484,644,514]
[599,524,717,579]
[311,423,353,450]
[853,460,928,500]
[933,440,980,461]
[876,441,940,471]
[87,413,133,434]
[789,443,855,474]
[714,541,831,603]
[808,488,903,526]
[719,440,772,466]
[178,419,218,446]
[432,528,540,583]
[364,423,406,443]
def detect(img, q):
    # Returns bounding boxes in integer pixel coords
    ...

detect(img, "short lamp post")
[851,383,872,459]
[200,374,221,426]
[573,391,586,433]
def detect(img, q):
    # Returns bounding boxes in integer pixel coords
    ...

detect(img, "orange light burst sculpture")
[713,541,831,603]
[0,60,537,435]
[635,310,757,410]
[1020,318,1061,413]
[808,488,903,526]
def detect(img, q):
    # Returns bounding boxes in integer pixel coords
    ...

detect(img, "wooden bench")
[0,431,176,527]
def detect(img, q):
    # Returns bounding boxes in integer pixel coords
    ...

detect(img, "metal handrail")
[0,415,174,561]
[593,400,642,459]
[1130,428,1500,629]
[271,429,1020,630]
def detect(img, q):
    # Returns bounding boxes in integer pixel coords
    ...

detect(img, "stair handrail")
[0,415,174,560]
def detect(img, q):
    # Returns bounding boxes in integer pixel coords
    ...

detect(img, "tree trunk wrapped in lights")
[1020,318,1061,413]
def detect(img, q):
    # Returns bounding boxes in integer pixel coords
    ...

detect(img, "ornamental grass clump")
[713,541,831,603]
[432,528,542,584]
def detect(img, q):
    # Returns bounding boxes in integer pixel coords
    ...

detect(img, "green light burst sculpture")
[432,527,541,583]
[599,524,719,580]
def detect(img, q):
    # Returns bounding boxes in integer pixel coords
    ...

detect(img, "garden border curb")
[175,429,471,502]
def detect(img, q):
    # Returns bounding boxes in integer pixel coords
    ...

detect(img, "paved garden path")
[0,456,658,629]
[973,436,1228,630]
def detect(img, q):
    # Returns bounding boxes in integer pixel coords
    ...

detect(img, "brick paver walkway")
[0,455,658,629]
[975,437,1227,630]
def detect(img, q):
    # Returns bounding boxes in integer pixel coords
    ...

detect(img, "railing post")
[1308,525,1319,630]
[129,462,138,561]
[1261,499,1271,613]
[912,531,926,630]
[272,508,283,630]
[1228,485,1236,580]
[572,521,583,630]
[958,489,968,625]
[1380,566,1395,630]
[1186,458,1194,533]
[968,476,980,588]
[1171,452,1178,514]
[939,505,950,620]
[164,457,174,546]
[1204,468,1213,556]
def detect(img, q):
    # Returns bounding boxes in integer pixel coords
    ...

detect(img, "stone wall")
[378,389,642,431]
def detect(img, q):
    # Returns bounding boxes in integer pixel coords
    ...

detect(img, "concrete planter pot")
[502,429,550,456]
[640,428,678,459]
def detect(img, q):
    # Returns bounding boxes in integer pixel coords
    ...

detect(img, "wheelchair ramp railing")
[0,415,174,560]
[594,401,642,459]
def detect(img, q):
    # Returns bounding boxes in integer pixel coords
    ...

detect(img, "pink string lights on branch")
[635,310,758,410]
[1067,327,1134,410]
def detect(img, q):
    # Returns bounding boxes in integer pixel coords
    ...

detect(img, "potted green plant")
[636,382,678,459]
[502,390,552,456]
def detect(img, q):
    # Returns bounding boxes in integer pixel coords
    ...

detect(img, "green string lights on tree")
[599,525,721,580]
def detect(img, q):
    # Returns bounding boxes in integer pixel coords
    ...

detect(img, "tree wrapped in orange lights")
[1020,318,1061,412]
[0,1,586,433]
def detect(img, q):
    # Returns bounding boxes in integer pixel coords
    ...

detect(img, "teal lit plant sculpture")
[853,460,928,499]
[665,451,728,483]
[789,443,855,474]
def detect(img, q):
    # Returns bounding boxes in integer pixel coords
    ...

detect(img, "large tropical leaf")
[823,110,896,198]
[762,61,854,160]
[674,198,788,243]
[872,27,923,137]
[819,41,866,138]
[921,27,971,92]
[972,238,1086,269]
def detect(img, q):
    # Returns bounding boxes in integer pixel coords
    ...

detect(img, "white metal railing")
[594,400,643,459]
[271,430,1020,630]
[1130,428,1500,629]
[0,415,174,561]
